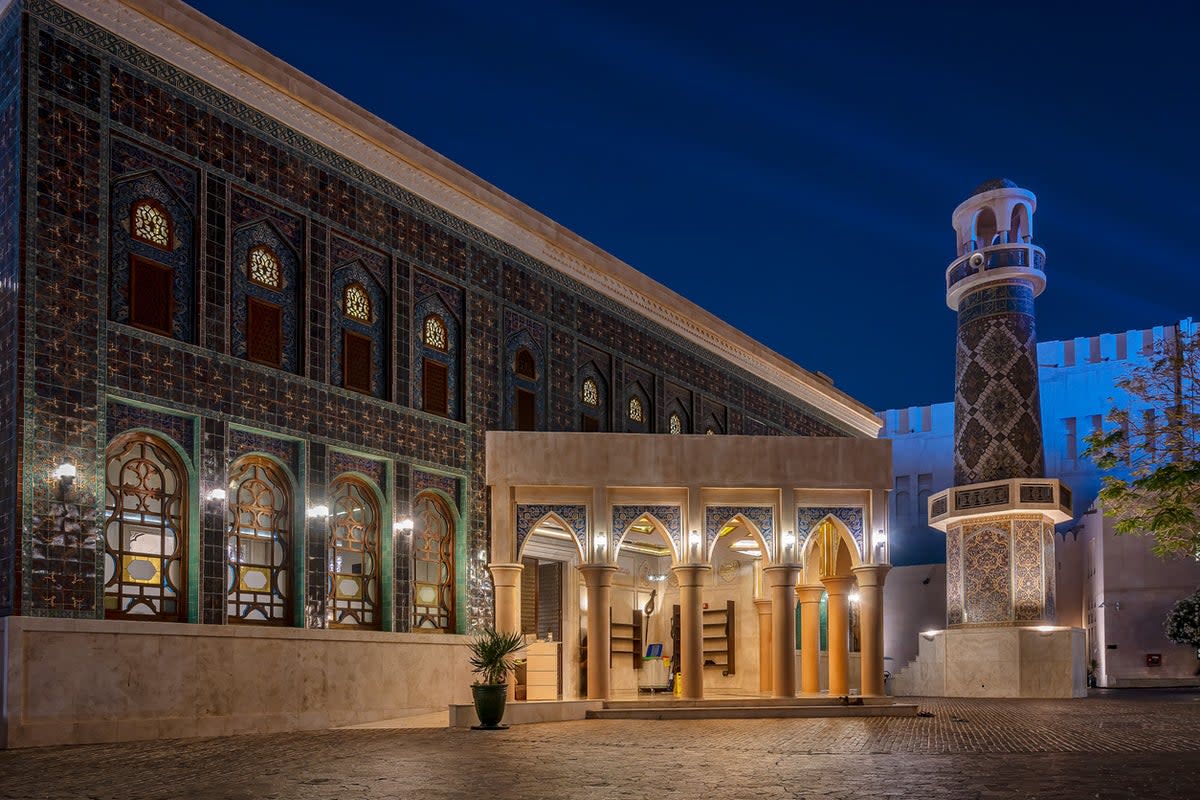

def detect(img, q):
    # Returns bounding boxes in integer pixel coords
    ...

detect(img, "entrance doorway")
[518,518,582,699]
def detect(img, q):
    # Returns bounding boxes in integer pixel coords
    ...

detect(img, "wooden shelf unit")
[610,609,643,669]
[702,600,735,675]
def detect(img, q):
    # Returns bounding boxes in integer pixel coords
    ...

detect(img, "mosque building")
[0,0,893,747]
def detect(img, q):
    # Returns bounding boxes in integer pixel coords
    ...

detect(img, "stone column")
[763,565,801,698]
[672,564,711,699]
[796,584,825,695]
[488,563,523,635]
[852,565,891,697]
[754,598,773,693]
[579,564,619,700]
[822,576,855,697]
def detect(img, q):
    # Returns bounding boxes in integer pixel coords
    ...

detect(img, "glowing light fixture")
[205,488,226,502]
[394,517,414,533]
[306,505,329,519]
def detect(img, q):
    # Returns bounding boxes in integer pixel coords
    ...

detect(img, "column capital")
[851,563,891,588]
[795,584,825,605]
[753,598,773,614]
[577,563,619,589]
[488,562,524,588]
[762,564,801,589]
[671,563,712,588]
[821,575,855,595]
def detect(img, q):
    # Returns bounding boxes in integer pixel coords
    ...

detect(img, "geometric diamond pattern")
[953,284,1046,485]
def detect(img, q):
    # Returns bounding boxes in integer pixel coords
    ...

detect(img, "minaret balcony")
[927,477,1072,531]
[945,243,1046,309]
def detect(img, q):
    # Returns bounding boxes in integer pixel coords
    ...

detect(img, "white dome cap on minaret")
[951,178,1037,256]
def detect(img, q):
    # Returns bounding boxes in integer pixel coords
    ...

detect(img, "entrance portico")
[486,431,894,701]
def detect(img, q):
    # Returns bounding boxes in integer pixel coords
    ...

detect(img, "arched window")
[628,396,645,423]
[226,456,293,625]
[343,282,371,323]
[413,492,455,632]
[328,476,381,629]
[975,207,997,250]
[514,348,537,380]
[248,245,281,290]
[705,427,715,435]
[423,314,448,351]
[669,412,683,435]
[103,433,188,621]
[131,199,172,249]
[582,377,599,407]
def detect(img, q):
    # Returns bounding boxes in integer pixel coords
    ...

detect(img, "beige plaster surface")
[1,616,472,748]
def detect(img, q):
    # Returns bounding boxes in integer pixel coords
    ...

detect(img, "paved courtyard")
[3,691,1200,799]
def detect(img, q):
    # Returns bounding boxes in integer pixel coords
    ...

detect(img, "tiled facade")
[2,0,854,631]
[945,514,1055,626]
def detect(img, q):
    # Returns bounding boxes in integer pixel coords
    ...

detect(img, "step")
[602,695,898,710]
[587,703,918,720]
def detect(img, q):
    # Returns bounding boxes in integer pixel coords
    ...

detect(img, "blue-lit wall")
[883,318,1197,567]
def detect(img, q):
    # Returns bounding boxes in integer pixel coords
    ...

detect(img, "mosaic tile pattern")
[231,219,301,373]
[1012,518,1045,621]
[412,469,458,503]
[953,283,1045,485]
[0,0,24,614]
[611,504,681,557]
[515,504,586,558]
[328,450,385,492]
[796,506,864,556]
[962,524,1012,624]
[705,505,774,558]
[945,525,963,626]
[504,312,545,430]
[228,429,300,480]
[331,261,387,398]
[105,400,194,452]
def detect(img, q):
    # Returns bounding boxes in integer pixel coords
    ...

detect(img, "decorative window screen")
[248,245,281,290]
[413,493,455,632]
[131,200,171,249]
[226,456,293,625]
[423,314,448,351]
[344,283,371,323]
[328,475,380,629]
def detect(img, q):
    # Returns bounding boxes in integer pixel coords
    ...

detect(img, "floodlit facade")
[0,0,894,746]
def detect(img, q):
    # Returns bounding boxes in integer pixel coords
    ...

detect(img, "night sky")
[186,0,1199,412]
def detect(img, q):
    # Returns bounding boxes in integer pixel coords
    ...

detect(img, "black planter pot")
[471,683,509,730]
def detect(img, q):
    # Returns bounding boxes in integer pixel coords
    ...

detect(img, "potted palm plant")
[468,628,526,730]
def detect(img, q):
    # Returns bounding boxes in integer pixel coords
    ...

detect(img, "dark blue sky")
[188,0,1199,411]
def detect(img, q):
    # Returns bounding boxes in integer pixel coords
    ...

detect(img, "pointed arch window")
[413,492,455,632]
[582,377,599,407]
[344,282,371,323]
[629,396,645,423]
[131,199,172,249]
[328,475,380,629]
[423,314,448,351]
[248,245,281,290]
[103,433,188,621]
[514,348,537,380]
[669,412,683,435]
[226,456,293,625]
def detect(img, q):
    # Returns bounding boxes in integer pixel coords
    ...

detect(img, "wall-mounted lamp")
[1098,601,1120,611]
[875,529,887,545]
[595,534,607,561]
[306,504,329,519]
[688,530,701,560]
[205,488,227,503]
[782,531,796,562]
[394,517,414,534]
[52,463,76,498]
[920,630,939,641]
[849,592,860,604]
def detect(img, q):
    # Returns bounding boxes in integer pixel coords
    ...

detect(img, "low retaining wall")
[1,616,472,748]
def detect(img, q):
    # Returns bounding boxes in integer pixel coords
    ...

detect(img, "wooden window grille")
[103,433,188,621]
[628,396,645,423]
[226,456,293,625]
[343,330,372,394]
[423,314,448,351]
[344,282,371,323]
[669,412,683,435]
[130,199,172,249]
[581,377,599,407]
[412,492,455,632]
[246,297,283,366]
[128,256,174,336]
[248,245,281,290]
[423,359,449,416]
[328,475,380,629]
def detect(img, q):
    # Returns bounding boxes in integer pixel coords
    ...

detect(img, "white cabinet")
[525,641,559,701]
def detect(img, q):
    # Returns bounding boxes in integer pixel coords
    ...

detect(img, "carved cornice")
[60,0,879,436]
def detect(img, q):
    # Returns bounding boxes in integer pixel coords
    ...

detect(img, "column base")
[893,626,1086,698]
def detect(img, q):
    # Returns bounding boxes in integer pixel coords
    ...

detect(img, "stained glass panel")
[226,456,292,625]
[423,314,447,350]
[103,434,187,621]
[131,200,171,248]
[248,245,281,289]
[327,476,380,629]
[582,378,599,407]
[629,396,645,423]
[344,283,371,322]
[413,493,455,632]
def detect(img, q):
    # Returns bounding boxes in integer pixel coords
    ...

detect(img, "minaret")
[930,179,1072,630]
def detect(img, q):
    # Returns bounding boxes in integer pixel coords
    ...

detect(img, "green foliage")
[1164,588,1200,651]
[467,628,526,685]
[1083,327,1200,559]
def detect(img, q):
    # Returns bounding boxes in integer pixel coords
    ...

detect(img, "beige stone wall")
[1,616,472,748]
